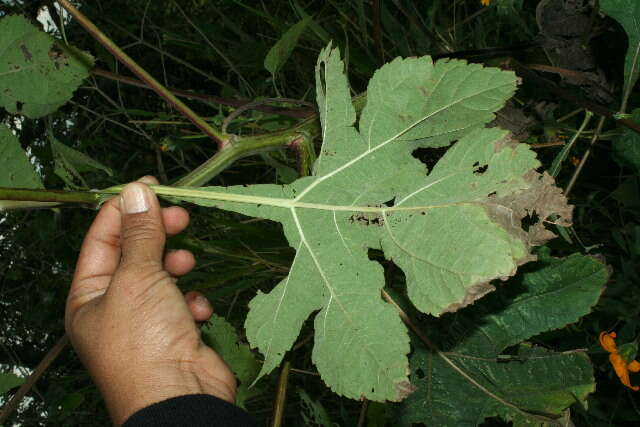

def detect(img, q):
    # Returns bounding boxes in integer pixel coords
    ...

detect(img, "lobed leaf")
[171,46,571,400]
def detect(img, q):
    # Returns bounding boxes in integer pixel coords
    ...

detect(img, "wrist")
[97,360,235,426]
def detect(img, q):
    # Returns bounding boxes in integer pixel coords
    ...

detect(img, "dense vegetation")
[1,0,639,425]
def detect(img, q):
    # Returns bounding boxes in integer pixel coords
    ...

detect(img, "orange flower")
[600,331,640,391]
[481,0,491,5]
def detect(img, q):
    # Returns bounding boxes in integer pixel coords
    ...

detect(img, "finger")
[184,291,213,322]
[69,194,122,307]
[162,206,190,236]
[118,182,166,268]
[164,249,196,276]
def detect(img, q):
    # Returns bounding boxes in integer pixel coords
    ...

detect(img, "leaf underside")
[0,15,91,118]
[394,253,608,426]
[173,46,572,401]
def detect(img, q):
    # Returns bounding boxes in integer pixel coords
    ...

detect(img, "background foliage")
[0,0,639,425]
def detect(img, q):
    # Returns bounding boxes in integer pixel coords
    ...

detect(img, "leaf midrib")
[119,184,499,214]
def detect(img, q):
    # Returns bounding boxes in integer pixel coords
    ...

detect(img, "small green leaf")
[0,124,42,189]
[600,0,640,101]
[612,109,640,172]
[264,17,310,76]
[298,388,334,427]
[201,314,261,408]
[0,372,25,396]
[0,15,92,118]
[50,133,113,189]
[618,341,639,364]
[394,253,608,426]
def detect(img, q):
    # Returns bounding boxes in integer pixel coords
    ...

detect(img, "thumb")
[119,182,165,268]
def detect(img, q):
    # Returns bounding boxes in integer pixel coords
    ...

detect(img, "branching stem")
[56,0,227,149]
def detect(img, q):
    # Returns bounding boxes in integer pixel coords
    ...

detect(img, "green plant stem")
[565,115,607,197]
[549,110,593,178]
[270,361,290,427]
[0,187,100,205]
[175,94,366,186]
[174,124,317,187]
[56,0,227,149]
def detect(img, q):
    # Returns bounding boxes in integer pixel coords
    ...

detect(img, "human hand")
[65,177,236,426]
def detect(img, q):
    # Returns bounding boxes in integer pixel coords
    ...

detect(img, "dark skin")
[65,177,236,426]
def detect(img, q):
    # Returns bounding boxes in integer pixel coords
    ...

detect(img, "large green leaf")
[600,0,640,101]
[0,125,42,189]
[169,46,571,401]
[0,15,91,118]
[394,253,608,426]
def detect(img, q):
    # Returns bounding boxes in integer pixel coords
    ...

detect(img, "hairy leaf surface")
[171,46,571,400]
[0,15,91,118]
[395,253,607,426]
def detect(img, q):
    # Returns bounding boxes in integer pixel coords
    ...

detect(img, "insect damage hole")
[473,161,488,175]
[520,211,540,232]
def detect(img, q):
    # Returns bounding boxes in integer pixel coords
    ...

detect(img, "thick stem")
[0,187,100,205]
[56,0,227,149]
[175,94,365,187]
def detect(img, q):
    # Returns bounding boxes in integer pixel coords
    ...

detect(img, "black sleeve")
[121,394,259,427]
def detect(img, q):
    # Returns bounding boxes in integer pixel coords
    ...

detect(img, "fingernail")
[121,183,149,214]
[138,176,157,185]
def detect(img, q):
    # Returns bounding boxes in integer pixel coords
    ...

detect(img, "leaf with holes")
[0,15,92,118]
[168,45,571,401]
[393,252,607,426]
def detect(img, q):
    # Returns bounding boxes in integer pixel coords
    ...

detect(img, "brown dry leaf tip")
[441,136,573,315]
[394,380,417,401]
[440,281,495,314]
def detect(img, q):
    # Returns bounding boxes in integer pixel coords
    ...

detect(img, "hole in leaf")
[416,368,425,379]
[520,211,539,232]
[349,213,384,226]
[383,197,395,207]
[473,163,488,175]
[411,145,451,172]
[367,248,384,262]
[16,101,23,112]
